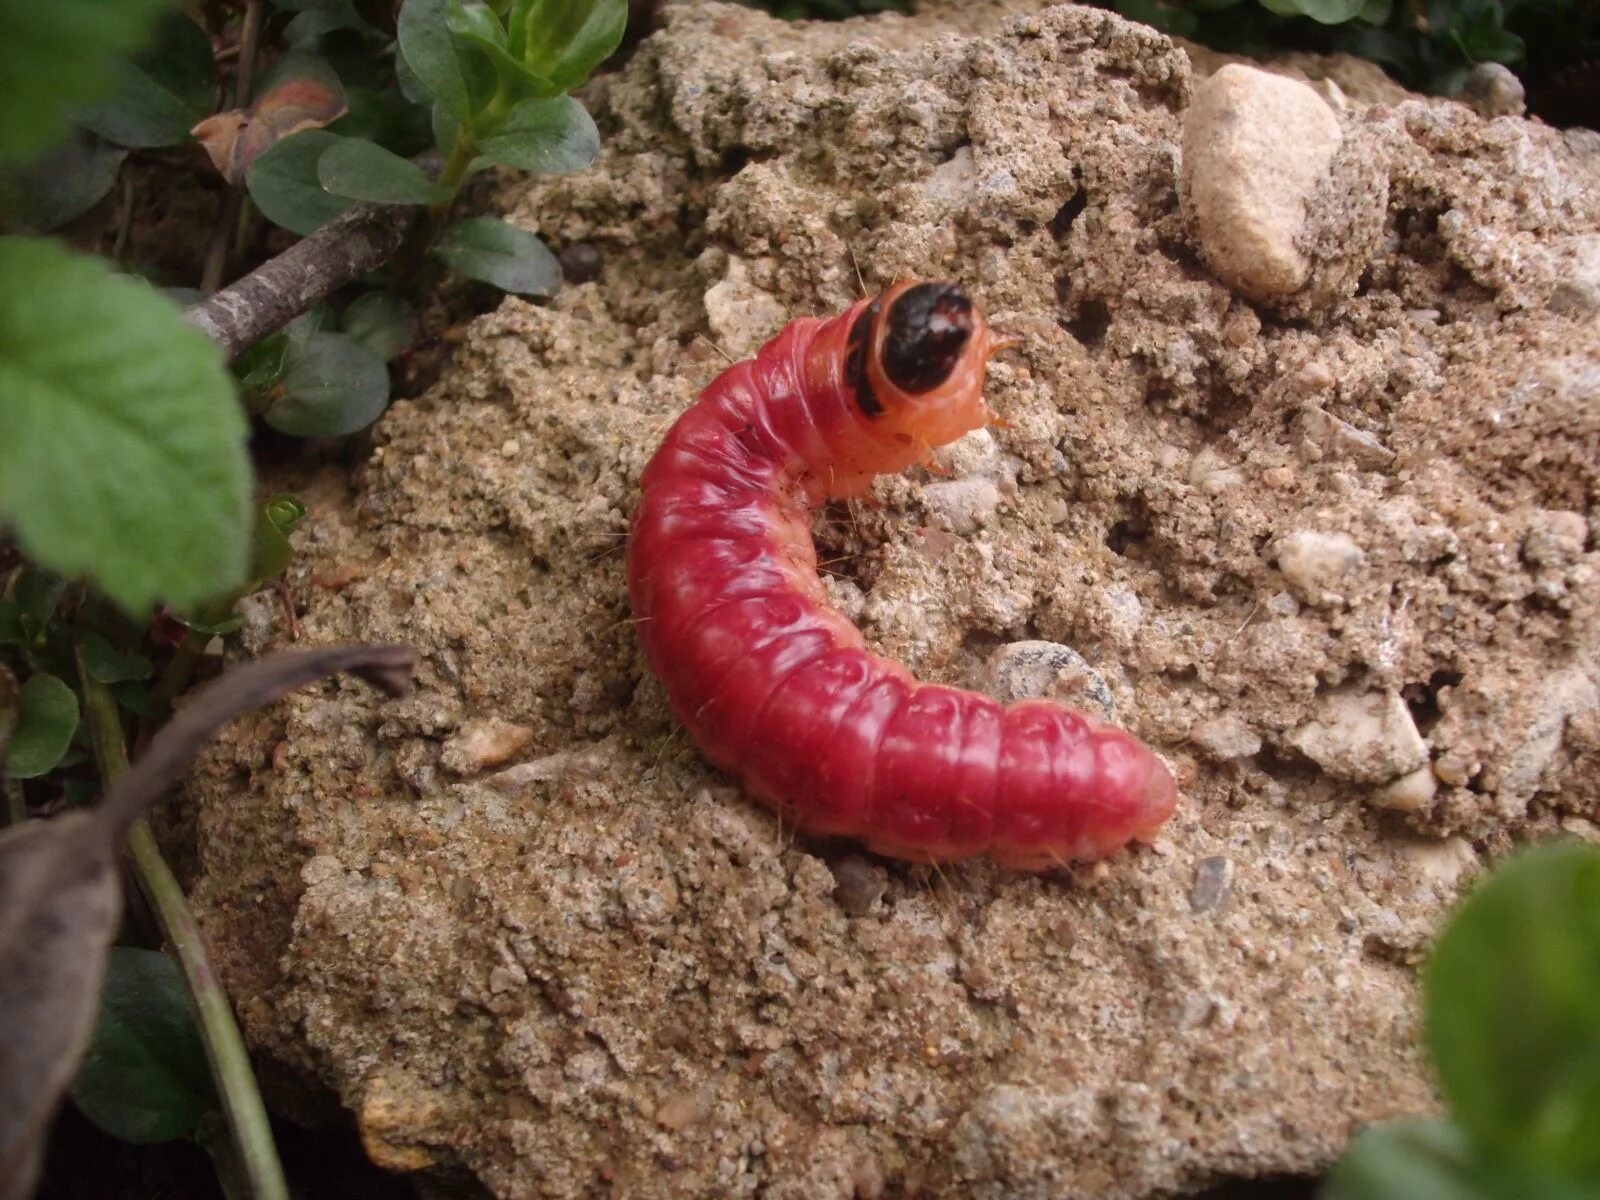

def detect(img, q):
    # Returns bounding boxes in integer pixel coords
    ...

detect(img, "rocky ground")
[180,2,1599,1196]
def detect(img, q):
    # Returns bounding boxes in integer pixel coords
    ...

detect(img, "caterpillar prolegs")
[627,281,1177,869]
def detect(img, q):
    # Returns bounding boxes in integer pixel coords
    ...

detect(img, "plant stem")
[144,630,211,731]
[112,169,135,266]
[78,663,289,1200]
[201,0,266,293]
[391,134,477,286]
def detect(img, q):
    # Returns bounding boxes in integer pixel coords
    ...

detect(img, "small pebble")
[1548,235,1600,317]
[1296,408,1395,469]
[557,242,603,284]
[1190,713,1262,762]
[1432,751,1477,788]
[983,641,1115,720]
[831,855,887,916]
[1189,856,1234,914]
[1373,765,1437,813]
[654,1090,705,1132]
[1461,62,1525,118]
[1180,65,1342,300]
[441,717,536,776]
[1291,688,1429,784]
[1274,530,1365,600]
[921,478,1001,535]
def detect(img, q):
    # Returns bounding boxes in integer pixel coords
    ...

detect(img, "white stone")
[1274,530,1365,600]
[1292,688,1429,784]
[1181,65,1343,300]
[921,477,1001,535]
[1190,713,1262,762]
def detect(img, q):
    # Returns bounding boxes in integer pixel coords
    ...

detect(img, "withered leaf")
[0,644,412,1200]
[194,56,347,186]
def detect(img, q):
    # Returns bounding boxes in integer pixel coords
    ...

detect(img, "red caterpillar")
[627,281,1177,869]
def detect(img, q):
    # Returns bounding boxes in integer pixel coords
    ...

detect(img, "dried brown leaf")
[0,644,412,1199]
[191,70,347,185]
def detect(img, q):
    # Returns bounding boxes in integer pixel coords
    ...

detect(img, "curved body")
[627,282,1176,869]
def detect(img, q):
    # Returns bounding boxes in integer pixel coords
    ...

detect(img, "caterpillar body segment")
[628,281,1177,869]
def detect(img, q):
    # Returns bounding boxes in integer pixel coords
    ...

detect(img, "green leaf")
[0,0,173,161]
[1112,0,1201,35]
[78,632,153,684]
[341,292,416,360]
[182,613,244,637]
[476,95,599,173]
[5,672,79,778]
[284,0,379,45]
[250,494,308,583]
[75,12,217,149]
[13,571,67,627]
[446,0,563,119]
[431,100,462,157]
[264,331,390,436]
[329,86,435,157]
[70,948,216,1143]
[113,680,152,717]
[398,0,498,123]
[234,330,293,392]
[507,0,627,92]
[0,603,21,644]
[0,238,251,615]
[1427,843,1600,1177]
[1257,0,1367,21]
[1321,1120,1490,1200]
[316,137,447,203]
[0,131,126,234]
[247,129,354,235]
[432,216,561,296]
[395,47,434,106]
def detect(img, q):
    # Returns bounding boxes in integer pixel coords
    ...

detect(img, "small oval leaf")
[341,292,416,360]
[398,0,496,123]
[476,95,598,174]
[431,216,561,296]
[316,138,445,204]
[70,948,215,1144]
[79,632,154,684]
[0,131,128,234]
[507,0,627,93]
[265,331,390,437]
[247,129,354,235]
[76,12,217,148]
[6,672,81,779]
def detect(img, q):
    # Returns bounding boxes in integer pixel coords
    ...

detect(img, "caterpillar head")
[846,280,1014,449]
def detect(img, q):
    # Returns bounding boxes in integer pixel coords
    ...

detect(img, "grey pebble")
[1190,857,1234,914]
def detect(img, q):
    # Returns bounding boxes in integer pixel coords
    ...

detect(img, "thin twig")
[101,645,414,838]
[200,0,266,293]
[76,644,413,1200]
[111,170,135,266]
[78,665,290,1200]
[184,203,416,359]
[389,135,476,288]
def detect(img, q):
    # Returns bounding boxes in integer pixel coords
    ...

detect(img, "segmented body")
[627,282,1177,869]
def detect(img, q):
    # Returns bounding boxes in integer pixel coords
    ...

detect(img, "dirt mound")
[184,3,1598,1196]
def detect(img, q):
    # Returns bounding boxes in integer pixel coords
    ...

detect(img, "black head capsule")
[881,282,974,394]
